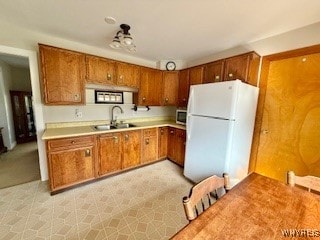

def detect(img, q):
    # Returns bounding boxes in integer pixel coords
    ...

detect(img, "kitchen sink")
[93,123,136,131]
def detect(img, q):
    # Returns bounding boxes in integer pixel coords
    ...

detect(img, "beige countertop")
[42,120,186,140]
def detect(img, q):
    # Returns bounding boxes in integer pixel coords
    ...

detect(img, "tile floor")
[0,160,193,240]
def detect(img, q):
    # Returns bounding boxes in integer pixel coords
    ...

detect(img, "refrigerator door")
[188,80,240,120]
[184,115,234,183]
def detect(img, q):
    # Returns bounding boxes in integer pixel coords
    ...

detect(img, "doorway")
[0,54,41,188]
[250,45,320,182]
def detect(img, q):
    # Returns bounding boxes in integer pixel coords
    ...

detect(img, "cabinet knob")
[183,98,186,102]
[145,139,149,145]
[74,94,80,100]
[119,75,124,80]
[228,73,233,78]
[160,129,164,134]
[170,130,174,134]
[113,136,118,143]
[142,97,146,102]
[165,98,169,102]
[125,134,129,141]
[85,149,91,157]
[107,73,112,80]
[71,141,75,144]
[215,75,220,80]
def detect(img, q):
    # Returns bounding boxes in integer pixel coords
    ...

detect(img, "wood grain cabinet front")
[97,133,122,176]
[189,66,204,86]
[122,130,141,169]
[46,136,96,192]
[141,128,159,164]
[203,60,225,83]
[158,127,168,159]
[168,127,186,166]
[116,62,140,88]
[39,44,85,105]
[178,69,190,108]
[162,71,179,106]
[86,55,116,85]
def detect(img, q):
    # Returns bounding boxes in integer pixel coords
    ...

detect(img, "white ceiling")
[0,0,320,62]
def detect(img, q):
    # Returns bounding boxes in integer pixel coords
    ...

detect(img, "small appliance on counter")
[176,109,187,125]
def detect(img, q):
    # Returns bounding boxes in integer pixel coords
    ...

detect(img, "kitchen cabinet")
[116,62,140,88]
[162,71,179,106]
[203,60,225,83]
[168,127,186,166]
[224,52,260,86]
[158,127,168,159]
[46,136,95,192]
[122,130,141,169]
[178,69,190,108]
[98,132,122,176]
[189,66,204,86]
[134,67,163,106]
[141,128,159,163]
[86,55,116,85]
[39,44,85,105]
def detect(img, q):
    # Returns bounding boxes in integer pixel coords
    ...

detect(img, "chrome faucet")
[111,105,123,126]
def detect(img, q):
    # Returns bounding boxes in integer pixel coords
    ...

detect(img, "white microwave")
[176,109,187,125]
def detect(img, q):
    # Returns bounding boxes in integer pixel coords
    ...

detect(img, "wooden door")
[178,69,190,107]
[49,146,95,190]
[167,127,176,161]
[98,133,122,175]
[158,127,168,159]
[136,67,162,106]
[162,71,179,105]
[254,50,320,182]
[176,129,186,166]
[189,66,204,86]
[116,62,140,88]
[39,44,85,104]
[122,130,141,169]
[10,91,36,143]
[203,60,224,83]
[86,55,116,85]
[141,128,158,163]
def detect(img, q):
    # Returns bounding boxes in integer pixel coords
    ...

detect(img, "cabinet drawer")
[48,136,94,150]
[143,128,157,137]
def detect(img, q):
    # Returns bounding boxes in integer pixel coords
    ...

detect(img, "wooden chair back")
[287,171,320,193]
[183,173,230,221]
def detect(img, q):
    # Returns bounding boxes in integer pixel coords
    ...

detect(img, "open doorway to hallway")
[0,53,40,189]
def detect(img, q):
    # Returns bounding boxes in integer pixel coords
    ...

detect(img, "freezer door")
[187,80,239,119]
[184,115,233,183]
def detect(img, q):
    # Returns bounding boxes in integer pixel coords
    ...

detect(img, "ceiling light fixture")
[109,24,136,52]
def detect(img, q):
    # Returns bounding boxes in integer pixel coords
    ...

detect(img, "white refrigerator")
[183,80,259,186]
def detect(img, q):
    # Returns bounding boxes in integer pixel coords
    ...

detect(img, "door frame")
[0,44,47,181]
[249,44,320,173]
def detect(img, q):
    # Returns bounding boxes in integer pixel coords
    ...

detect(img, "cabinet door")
[178,69,190,107]
[189,66,204,86]
[203,60,225,83]
[162,71,179,106]
[39,44,85,105]
[224,54,251,82]
[158,127,168,159]
[176,129,186,166]
[98,133,122,176]
[122,130,141,169]
[135,67,162,106]
[116,62,140,88]
[86,55,116,85]
[141,128,158,163]
[167,127,176,161]
[48,146,95,190]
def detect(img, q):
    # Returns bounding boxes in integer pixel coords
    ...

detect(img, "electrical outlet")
[75,109,83,118]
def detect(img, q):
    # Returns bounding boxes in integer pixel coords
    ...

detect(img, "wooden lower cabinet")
[47,136,95,192]
[158,127,168,159]
[98,132,122,176]
[122,130,141,169]
[168,127,186,166]
[141,128,158,163]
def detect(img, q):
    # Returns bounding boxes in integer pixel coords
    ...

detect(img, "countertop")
[42,120,186,140]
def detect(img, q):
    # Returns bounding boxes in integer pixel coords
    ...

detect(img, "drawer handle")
[71,141,75,144]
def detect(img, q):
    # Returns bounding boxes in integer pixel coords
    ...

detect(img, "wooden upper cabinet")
[86,55,116,85]
[134,67,163,106]
[224,52,260,86]
[203,60,225,83]
[189,66,204,86]
[116,62,140,88]
[178,69,190,108]
[162,71,179,106]
[39,44,85,105]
